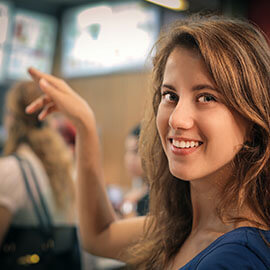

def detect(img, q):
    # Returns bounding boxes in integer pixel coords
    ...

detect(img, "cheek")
[201,110,247,155]
[220,112,248,148]
[232,114,249,145]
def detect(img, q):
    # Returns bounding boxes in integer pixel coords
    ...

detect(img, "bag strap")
[23,157,53,228]
[13,154,53,235]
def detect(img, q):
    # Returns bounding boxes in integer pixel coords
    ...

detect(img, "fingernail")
[25,106,31,113]
[40,78,48,87]
[38,112,44,120]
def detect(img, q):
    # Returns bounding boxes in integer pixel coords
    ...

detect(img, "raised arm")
[26,67,146,260]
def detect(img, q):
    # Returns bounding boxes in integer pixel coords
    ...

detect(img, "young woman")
[26,15,270,269]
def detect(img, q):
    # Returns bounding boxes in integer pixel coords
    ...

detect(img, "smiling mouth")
[170,139,203,149]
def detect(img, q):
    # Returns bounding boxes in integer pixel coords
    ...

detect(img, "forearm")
[75,118,147,260]
[75,114,117,254]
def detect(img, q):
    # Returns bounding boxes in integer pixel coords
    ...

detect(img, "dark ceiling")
[8,0,223,17]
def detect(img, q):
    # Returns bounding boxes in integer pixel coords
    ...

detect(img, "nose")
[169,101,195,130]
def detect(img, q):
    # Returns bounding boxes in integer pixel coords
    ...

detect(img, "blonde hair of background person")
[26,15,270,270]
[0,81,75,244]
[4,81,75,208]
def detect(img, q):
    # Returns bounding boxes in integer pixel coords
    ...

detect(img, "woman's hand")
[26,67,94,130]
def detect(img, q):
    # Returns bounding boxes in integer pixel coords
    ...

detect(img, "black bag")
[0,155,82,270]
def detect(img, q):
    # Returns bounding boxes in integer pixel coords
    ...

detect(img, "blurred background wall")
[0,0,269,190]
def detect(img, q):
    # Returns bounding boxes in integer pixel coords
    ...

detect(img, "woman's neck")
[189,177,231,234]
[189,174,266,235]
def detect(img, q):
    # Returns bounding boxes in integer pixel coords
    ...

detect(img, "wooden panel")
[66,72,151,189]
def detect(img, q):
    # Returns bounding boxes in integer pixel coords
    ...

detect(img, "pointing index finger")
[28,67,61,87]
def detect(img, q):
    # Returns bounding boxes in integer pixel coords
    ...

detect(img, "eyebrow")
[161,84,219,92]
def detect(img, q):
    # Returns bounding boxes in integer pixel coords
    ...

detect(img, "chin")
[169,168,194,181]
[168,163,206,182]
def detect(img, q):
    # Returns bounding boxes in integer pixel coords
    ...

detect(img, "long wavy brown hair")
[127,15,270,269]
[3,81,75,210]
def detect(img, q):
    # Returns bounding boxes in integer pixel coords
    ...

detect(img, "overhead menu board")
[6,9,57,80]
[61,1,160,78]
[0,1,12,83]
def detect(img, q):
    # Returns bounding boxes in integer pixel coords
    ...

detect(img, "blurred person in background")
[121,124,149,217]
[0,81,81,269]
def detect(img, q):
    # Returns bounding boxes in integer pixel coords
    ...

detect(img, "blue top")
[179,227,270,269]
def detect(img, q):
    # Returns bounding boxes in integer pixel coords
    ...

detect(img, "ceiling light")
[145,0,189,11]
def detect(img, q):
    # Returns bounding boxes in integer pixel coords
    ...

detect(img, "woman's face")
[156,47,248,182]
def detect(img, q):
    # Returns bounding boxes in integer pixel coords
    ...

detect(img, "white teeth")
[172,140,200,149]
[179,141,185,148]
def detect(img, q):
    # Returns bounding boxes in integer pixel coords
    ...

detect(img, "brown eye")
[162,91,178,103]
[197,94,217,103]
